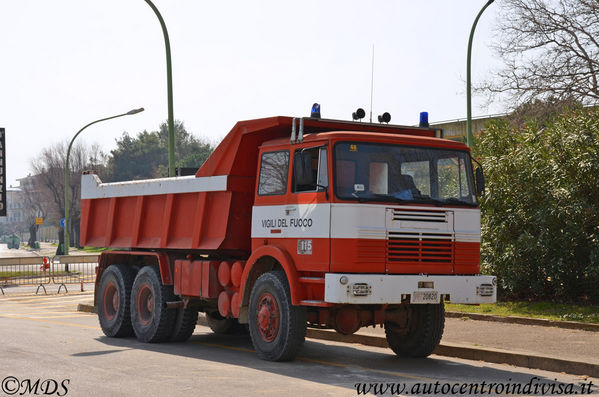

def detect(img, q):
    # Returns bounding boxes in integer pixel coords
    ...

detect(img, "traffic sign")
[60,218,65,228]
[35,217,43,225]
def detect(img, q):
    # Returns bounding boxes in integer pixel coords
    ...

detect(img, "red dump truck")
[83,114,496,361]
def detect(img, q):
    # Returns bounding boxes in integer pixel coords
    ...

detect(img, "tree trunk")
[28,224,38,247]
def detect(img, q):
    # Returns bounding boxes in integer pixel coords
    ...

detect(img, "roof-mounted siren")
[377,112,391,124]
[352,108,366,122]
[311,103,321,119]
[419,111,429,128]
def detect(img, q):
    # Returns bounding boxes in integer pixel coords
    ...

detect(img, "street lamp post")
[63,108,144,256]
[466,0,494,148]
[144,0,176,177]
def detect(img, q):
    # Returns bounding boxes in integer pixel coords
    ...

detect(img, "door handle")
[285,207,297,215]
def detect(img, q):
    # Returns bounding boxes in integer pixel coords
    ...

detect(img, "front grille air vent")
[392,210,447,223]
[387,232,453,263]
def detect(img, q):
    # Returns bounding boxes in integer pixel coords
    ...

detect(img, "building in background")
[0,186,26,237]
[431,113,506,141]
[0,176,59,245]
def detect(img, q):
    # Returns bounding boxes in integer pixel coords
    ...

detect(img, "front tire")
[130,266,175,343]
[248,271,306,361]
[97,265,136,337]
[385,302,445,358]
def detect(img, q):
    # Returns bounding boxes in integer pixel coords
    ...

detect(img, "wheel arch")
[95,251,172,304]
[237,245,302,323]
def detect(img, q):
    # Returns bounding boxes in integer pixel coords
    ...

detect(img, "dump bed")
[80,116,437,252]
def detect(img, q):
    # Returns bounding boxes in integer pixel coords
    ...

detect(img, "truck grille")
[387,232,453,263]
[391,209,447,223]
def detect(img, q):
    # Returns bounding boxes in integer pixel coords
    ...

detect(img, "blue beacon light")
[419,112,429,128]
[311,103,321,119]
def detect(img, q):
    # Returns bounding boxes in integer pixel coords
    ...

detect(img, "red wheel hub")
[137,284,154,326]
[102,281,118,321]
[256,292,279,342]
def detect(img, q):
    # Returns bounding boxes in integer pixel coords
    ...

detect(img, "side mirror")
[475,167,485,197]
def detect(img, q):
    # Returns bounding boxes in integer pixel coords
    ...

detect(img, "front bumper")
[324,273,497,305]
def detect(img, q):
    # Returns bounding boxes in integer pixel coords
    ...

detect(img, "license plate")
[411,290,440,304]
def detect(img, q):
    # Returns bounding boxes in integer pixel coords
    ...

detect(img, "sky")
[0,1,502,188]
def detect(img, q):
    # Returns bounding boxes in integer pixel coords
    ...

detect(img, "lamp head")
[127,107,145,115]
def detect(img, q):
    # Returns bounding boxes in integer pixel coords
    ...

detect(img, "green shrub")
[475,108,599,304]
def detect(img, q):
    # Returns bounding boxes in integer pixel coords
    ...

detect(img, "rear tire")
[130,266,175,343]
[248,271,306,361]
[205,312,247,335]
[170,306,199,342]
[97,265,136,337]
[385,302,445,358]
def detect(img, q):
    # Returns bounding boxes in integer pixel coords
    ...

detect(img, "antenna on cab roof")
[369,44,375,123]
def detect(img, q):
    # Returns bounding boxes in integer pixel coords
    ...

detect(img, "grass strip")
[447,301,599,324]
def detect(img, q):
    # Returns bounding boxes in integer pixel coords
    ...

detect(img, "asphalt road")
[0,242,86,258]
[0,243,45,258]
[0,292,597,396]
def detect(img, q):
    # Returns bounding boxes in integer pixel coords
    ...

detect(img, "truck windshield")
[334,142,477,206]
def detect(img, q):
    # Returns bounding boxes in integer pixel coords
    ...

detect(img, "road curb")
[77,303,96,314]
[78,303,598,377]
[446,311,599,332]
[303,329,599,378]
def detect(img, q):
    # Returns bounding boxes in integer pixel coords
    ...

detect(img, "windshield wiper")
[349,192,410,204]
[371,193,411,204]
[438,198,478,207]
[347,193,475,207]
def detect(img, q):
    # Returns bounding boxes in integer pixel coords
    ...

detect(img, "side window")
[293,146,328,192]
[437,156,471,199]
[258,151,289,196]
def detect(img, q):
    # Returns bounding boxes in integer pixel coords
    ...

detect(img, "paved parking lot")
[1,291,596,396]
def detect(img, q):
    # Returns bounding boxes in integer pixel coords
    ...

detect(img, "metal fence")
[0,254,98,295]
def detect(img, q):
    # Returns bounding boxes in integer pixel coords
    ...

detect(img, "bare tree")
[482,0,599,108]
[20,174,53,246]
[30,141,106,248]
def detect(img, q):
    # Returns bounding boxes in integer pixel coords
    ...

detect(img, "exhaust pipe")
[298,118,304,143]
[290,117,298,143]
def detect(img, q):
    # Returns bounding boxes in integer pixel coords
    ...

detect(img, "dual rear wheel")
[97,266,307,361]
[97,265,197,343]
